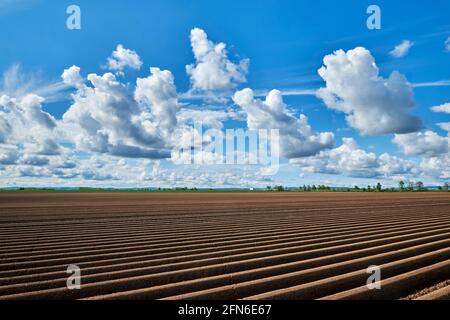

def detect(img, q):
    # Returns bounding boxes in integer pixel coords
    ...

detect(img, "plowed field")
[0,192,449,300]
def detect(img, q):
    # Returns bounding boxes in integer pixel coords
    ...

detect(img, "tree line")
[266,181,450,192]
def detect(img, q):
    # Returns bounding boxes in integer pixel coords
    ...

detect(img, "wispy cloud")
[412,80,450,88]
[0,64,69,102]
[248,80,450,100]
[431,102,450,114]
[180,88,318,102]
[389,40,414,58]
[254,89,317,97]
[255,80,450,97]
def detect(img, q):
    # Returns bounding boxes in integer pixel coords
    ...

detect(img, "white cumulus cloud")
[317,47,422,135]
[135,67,180,131]
[61,66,176,159]
[291,138,417,179]
[62,65,84,88]
[233,88,334,158]
[106,44,143,72]
[420,154,450,180]
[393,131,450,157]
[0,93,59,155]
[186,28,249,91]
[291,138,379,178]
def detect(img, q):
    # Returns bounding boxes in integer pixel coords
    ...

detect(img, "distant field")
[0,192,449,300]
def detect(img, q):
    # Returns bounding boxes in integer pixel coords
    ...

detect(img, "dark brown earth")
[402,279,450,300]
[0,192,449,300]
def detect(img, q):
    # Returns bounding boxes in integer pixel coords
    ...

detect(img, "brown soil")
[401,279,450,300]
[0,192,449,300]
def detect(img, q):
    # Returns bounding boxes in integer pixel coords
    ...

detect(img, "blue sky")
[0,0,449,188]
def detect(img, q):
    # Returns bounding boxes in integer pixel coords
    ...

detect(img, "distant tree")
[376,182,382,192]
[266,186,272,191]
[399,181,405,191]
[354,185,360,191]
[416,181,424,191]
[408,182,414,191]
[367,185,372,192]
[312,185,317,191]
[275,185,284,192]
[444,182,450,191]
